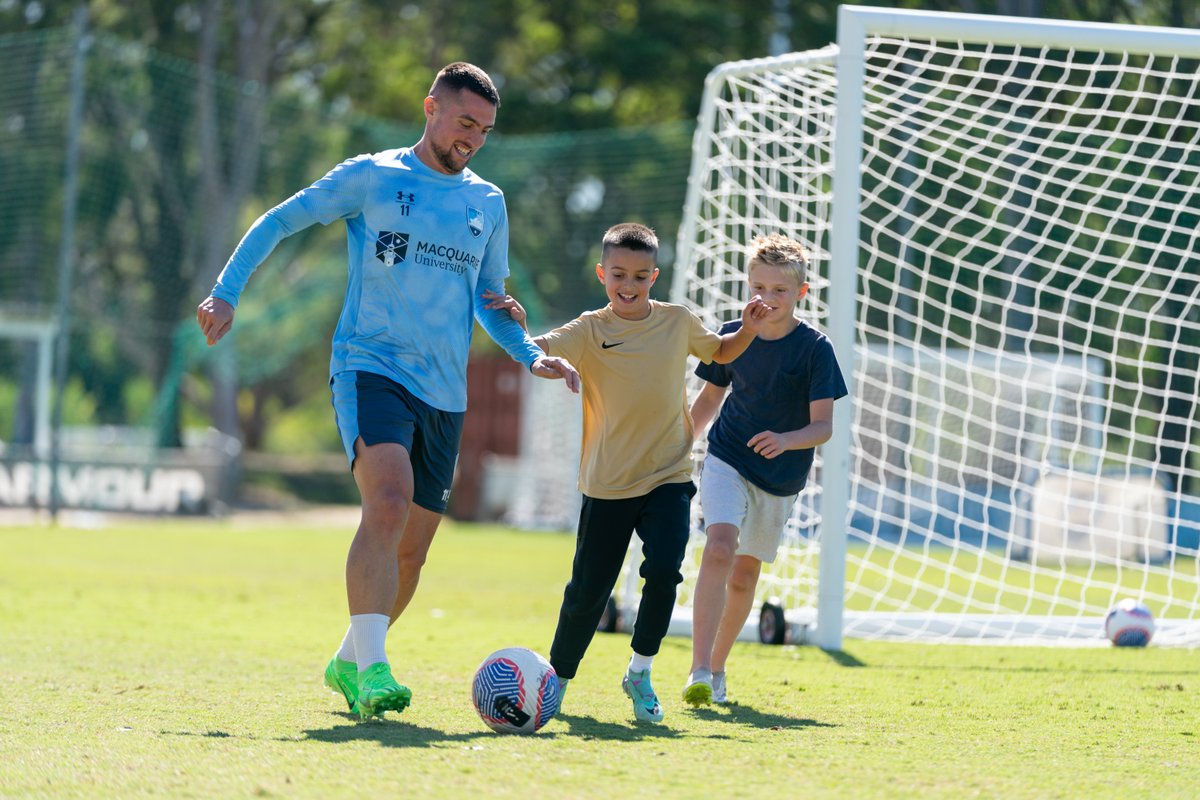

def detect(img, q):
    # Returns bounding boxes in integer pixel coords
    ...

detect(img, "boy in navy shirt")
[683,234,847,706]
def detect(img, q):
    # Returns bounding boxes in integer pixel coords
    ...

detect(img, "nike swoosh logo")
[601,341,624,349]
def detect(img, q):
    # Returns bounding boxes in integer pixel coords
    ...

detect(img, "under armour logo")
[396,191,416,204]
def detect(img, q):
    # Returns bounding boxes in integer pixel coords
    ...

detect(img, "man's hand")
[196,296,235,346]
[531,356,581,394]
[481,289,528,330]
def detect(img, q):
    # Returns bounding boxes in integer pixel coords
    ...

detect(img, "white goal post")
[0,317,57,458]
[665,6,1200,649]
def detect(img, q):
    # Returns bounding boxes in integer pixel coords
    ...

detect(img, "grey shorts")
[698,454,797,563]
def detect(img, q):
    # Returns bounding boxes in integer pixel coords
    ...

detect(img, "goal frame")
[672,6,1200,650]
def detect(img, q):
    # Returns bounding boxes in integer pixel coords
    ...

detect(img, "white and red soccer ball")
[472,647,560,734]
[1104,599,1155,647]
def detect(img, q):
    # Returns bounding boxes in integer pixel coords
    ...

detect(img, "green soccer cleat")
[324,657,359,711]
[622,668,664,723]
[682,669,713,707]
[353,662,412,719]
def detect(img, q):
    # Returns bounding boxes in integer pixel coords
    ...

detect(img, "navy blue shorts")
[330,370,464,514]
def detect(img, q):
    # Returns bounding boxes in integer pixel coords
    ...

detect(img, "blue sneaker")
[621,668,663,723]
[682,668,713,707]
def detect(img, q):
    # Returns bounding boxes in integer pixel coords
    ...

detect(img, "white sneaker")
[712,671,727,704]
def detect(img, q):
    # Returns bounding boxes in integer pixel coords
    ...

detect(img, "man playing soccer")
[195,62,579,720]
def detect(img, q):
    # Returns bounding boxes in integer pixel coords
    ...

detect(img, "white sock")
[350,613,389,672]
[335,625,355,664]
[628,651,654,673]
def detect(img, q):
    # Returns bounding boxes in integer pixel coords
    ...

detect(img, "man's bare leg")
[343,439,416,717]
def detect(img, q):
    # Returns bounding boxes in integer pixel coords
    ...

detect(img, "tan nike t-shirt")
[539,301,722,499]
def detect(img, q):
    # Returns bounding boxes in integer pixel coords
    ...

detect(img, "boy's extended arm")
[689,380,728,438]
[747,397,835,460]
[711,296,770,363]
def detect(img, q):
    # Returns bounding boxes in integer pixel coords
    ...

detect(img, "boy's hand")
[196,296,235,346]
[740,295,771,335]
[531,356,581,394]
[481,289,528,328]
[748,430,791,459]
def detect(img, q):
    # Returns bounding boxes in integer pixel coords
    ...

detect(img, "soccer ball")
[472,647,560,734]
[1104,599,1155,647]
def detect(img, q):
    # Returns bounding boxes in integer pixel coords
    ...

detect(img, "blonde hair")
[747,233,808,285]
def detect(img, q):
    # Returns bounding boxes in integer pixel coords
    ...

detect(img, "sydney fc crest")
[375,231,409,266]
[466,206,484,238]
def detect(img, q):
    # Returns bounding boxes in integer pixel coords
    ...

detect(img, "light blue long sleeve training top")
[211,147,544,413]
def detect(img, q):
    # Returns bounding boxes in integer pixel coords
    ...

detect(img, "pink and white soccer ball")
[1104,599,1155,647]
[472,647,560,734]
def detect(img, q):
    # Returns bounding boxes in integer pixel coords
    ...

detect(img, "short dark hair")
[430,62,500,107]
[602,222,658,258]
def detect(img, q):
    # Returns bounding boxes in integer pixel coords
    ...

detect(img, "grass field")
[1,514,1197,799]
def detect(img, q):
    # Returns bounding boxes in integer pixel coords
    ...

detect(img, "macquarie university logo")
[466,206,484,238]
[375,231,409,266]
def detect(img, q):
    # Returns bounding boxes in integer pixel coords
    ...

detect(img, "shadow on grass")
[688,702,836,731]
[159,720,476,747]
[821,648,867,667]
[554,711,684,742]
[299,711,519,747]
[302,710,689,746]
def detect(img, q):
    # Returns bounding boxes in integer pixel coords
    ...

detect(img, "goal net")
[665,8,1200,648]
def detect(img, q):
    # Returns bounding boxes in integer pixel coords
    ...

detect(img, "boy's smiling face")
[597,246,659,321]
[748,261,807,328]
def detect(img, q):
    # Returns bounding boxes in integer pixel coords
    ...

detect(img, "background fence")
[0,23,694,514]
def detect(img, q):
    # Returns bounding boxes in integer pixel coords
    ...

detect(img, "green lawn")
[0,517,1196,799]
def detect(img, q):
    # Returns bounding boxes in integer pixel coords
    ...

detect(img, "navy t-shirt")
[696,319,848,496]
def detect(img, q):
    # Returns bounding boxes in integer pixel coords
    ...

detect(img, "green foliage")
[0,379,14,440]
[263,391,344,455]
[2,0,1196,455]
[1,519,1197,799]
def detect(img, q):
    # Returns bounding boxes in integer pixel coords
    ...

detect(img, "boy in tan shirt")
[484,222,768,723]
